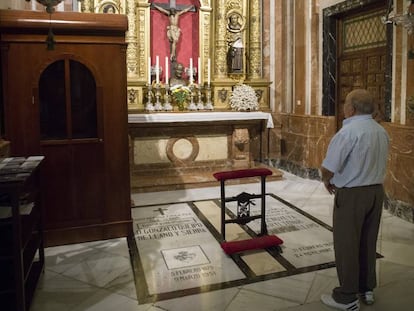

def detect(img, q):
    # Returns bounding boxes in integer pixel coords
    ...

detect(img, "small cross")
[154,207,168,215]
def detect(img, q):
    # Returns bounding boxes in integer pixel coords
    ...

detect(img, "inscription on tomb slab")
[162,245,210,270]
[133,203,245,294]
[135,217,207,240]
[227,196,335,268]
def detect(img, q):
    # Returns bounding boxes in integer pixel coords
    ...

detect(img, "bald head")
[345,89,375,116]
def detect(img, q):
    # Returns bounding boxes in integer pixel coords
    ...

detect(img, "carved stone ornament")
[218,89,228,102]
[226,9,245,33]
[255,89,263,102]
[128,88,137,105]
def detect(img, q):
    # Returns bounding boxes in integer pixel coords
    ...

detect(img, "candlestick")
[163,84,172,111]
[188,84,197,110]
[205,84,214,110]
[196,85,204,110]
[156,55,159,84]
[165,56,169,84]
[189,58,193,84]
[207,58,211,86]
[198,57,201,85]
[154,84,162,111]
[148,56,151,85]
[145,85,154,112]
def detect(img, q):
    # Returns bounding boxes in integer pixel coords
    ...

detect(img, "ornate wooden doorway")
[337,7,389,129]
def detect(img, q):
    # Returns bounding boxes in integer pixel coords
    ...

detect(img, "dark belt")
[338,184,382,189]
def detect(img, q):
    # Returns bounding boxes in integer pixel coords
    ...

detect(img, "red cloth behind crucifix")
[150,0,199,83]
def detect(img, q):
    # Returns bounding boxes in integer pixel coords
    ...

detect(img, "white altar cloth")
[128,111,274,128]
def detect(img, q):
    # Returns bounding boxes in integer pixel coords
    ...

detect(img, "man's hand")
[324,181,336,194]
[320,166,335,195]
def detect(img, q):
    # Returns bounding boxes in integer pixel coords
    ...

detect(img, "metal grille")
[343,10,387,52]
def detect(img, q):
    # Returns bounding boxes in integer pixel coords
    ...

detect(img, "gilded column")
[126,0,138,77]
[215,0,228,78]
[199,1,212,84]
[137,1,151,82]
[249,0,261,79]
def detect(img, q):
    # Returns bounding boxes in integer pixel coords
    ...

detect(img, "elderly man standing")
[320,89,389,311]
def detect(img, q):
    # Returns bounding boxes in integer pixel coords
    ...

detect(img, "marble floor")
[31,170,414,311]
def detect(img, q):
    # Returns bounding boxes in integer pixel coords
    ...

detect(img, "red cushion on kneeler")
[213,168,273,181]
[221,235,283,255]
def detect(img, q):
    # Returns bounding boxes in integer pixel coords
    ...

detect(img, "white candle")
[148,56,151,85]
[198,57,201,85]
[156,55,159,84]
[207,58,211,86]
[165,56,169,85]
[189,58,193,84]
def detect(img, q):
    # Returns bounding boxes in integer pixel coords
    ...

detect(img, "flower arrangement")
[229,83,259,111]
[171,85,191,111]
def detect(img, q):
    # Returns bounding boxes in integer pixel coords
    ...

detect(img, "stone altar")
[128,112,283,192]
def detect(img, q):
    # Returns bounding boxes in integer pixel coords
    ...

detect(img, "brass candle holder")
[205,84,214,110]
[145,84,155,112]
[163,85,173,111]
[196,85,205,110]
[154,83,163,111]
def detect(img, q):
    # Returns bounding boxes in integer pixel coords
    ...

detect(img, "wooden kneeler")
[213,168,283,255]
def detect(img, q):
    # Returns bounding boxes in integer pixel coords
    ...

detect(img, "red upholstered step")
[220,235,283,255]
[213,168,273,181]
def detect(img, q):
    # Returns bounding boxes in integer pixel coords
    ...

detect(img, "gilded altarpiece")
[80,0,270,111]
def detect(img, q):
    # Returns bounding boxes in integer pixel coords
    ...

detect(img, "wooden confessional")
[0,10,131,246]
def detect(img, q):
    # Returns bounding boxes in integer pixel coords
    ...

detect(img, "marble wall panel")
[268,115,282,159]
[273,114,335,178]
[281,115,335,167]
[134,138,170,164]
[307,116,336,168]
[383,123,414,207]
[280,115,305,166]
[197,136,228,161]
[133,135,229,166]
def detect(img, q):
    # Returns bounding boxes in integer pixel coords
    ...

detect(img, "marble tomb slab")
[129,193,370,302]
[226,195,335,268]
[131,203,245,297]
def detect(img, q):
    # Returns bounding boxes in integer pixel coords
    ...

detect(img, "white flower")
[229,84,259,111]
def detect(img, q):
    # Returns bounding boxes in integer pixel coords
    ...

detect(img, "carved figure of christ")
[152,0,195,61]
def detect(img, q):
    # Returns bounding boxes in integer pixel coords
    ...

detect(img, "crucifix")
[151,0,196,62]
